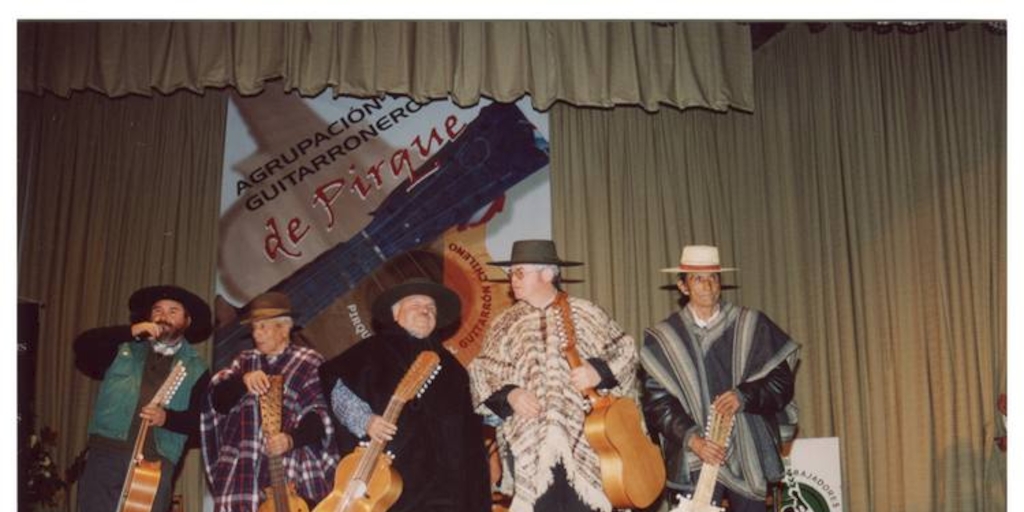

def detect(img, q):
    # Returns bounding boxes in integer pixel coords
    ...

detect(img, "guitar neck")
[130,419,152,461]
[268,454,291,512]
[692,461,721,504]
[555,293,601,402]
[352,396,405,482]
[213,102,550,371]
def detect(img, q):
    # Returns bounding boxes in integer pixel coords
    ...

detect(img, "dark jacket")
[319,323,491,512]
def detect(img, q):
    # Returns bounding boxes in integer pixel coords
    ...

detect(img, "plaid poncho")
[200,344,340,511]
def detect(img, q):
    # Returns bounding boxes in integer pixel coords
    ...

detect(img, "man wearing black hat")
[318,278,492,512]
[200,291,340,511]
[468,240,639,512]
[73,285,213,512]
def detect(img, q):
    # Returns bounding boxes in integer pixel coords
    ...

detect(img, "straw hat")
[659,245,738,273]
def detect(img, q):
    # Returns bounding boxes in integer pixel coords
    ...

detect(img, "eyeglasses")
[505,267,543,280]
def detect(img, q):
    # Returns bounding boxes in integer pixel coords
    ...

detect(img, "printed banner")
[215,82,551,368]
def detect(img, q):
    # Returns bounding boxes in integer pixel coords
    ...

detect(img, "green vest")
[87,340,207,465]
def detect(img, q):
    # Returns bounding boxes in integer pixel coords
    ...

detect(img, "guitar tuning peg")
[359,440,369,447]
[386,450,396,460]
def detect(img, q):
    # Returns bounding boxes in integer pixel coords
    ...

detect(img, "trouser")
[77,443,175,512]
[533,463,599,512]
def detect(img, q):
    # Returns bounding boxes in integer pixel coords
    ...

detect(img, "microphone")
[136,323,168,340]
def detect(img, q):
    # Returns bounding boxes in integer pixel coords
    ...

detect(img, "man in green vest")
[74,285,212,512]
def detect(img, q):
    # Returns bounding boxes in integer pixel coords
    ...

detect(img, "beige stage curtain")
[17,20,753,113]
[551,23,1005,512]
[18,89,228,511]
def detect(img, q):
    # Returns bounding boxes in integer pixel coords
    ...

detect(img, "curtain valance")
[18,20,753,112]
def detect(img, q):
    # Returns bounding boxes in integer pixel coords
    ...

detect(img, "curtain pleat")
[17,89,228,512]
[551,23,1005,512]
[18,21,753,113]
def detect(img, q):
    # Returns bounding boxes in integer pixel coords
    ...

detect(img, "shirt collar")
[687,303,722,328]
[151,337,184,356]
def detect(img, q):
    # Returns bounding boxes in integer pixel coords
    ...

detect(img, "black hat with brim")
[128,285,213,343]
[371,278,462,329]
[486,239,583,267]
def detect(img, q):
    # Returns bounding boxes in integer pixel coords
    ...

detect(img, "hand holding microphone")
[131,321,168,340]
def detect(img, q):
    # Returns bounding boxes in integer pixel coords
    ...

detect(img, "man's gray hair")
[262,316,294,329]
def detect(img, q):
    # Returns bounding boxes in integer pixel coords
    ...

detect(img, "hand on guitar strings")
[508,388,541,419]
[366,415,397,443]
[243,370,273,396]
[711,390,742,417]
[688,435,727,466]
[139,405,167,427]
[264,432,293,456]
[569,363,601,392]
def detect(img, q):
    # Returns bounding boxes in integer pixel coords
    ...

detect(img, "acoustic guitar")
[555,292,667,509]
[258,375,310,512]
[669,407,735,512]
[116,361,187,512]
[312,351,441,512]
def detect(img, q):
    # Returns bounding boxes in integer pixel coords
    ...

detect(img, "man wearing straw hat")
[200,291,340,511]
[640,245,799,512]
[468,240,638,512]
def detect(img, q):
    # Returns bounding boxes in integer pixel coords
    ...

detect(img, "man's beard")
[155,321,185,343]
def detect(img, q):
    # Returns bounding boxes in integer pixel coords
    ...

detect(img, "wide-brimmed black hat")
[240,291,295,324]
[371,278,461,329]
[128,285,212,343]
[486,239,583,267]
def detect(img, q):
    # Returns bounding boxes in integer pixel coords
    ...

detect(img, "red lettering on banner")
[445,114,466,140]
[264,216,309,260]
[312,178,346,229]
[390,149,413,179]
[411,128,444,158]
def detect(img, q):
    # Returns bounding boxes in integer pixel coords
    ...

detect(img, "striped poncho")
[200,344,339,511]
[640,302,799,501]
[468,294,638,512]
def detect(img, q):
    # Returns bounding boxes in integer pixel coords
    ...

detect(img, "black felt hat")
[128,285,213,343]
[486,240,583,267]
[371,278,462,329]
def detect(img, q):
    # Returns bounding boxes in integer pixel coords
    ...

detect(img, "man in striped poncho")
[640,245,799,512]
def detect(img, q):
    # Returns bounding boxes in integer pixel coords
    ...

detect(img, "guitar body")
[119,459,162,512]
[313,447,402,512]
[583,396,667,508]
[257,484,310,512]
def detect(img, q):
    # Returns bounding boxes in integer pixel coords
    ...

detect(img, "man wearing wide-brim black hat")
[467,240,639,512]
[318,277,492,512]
[73,285,213,512]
